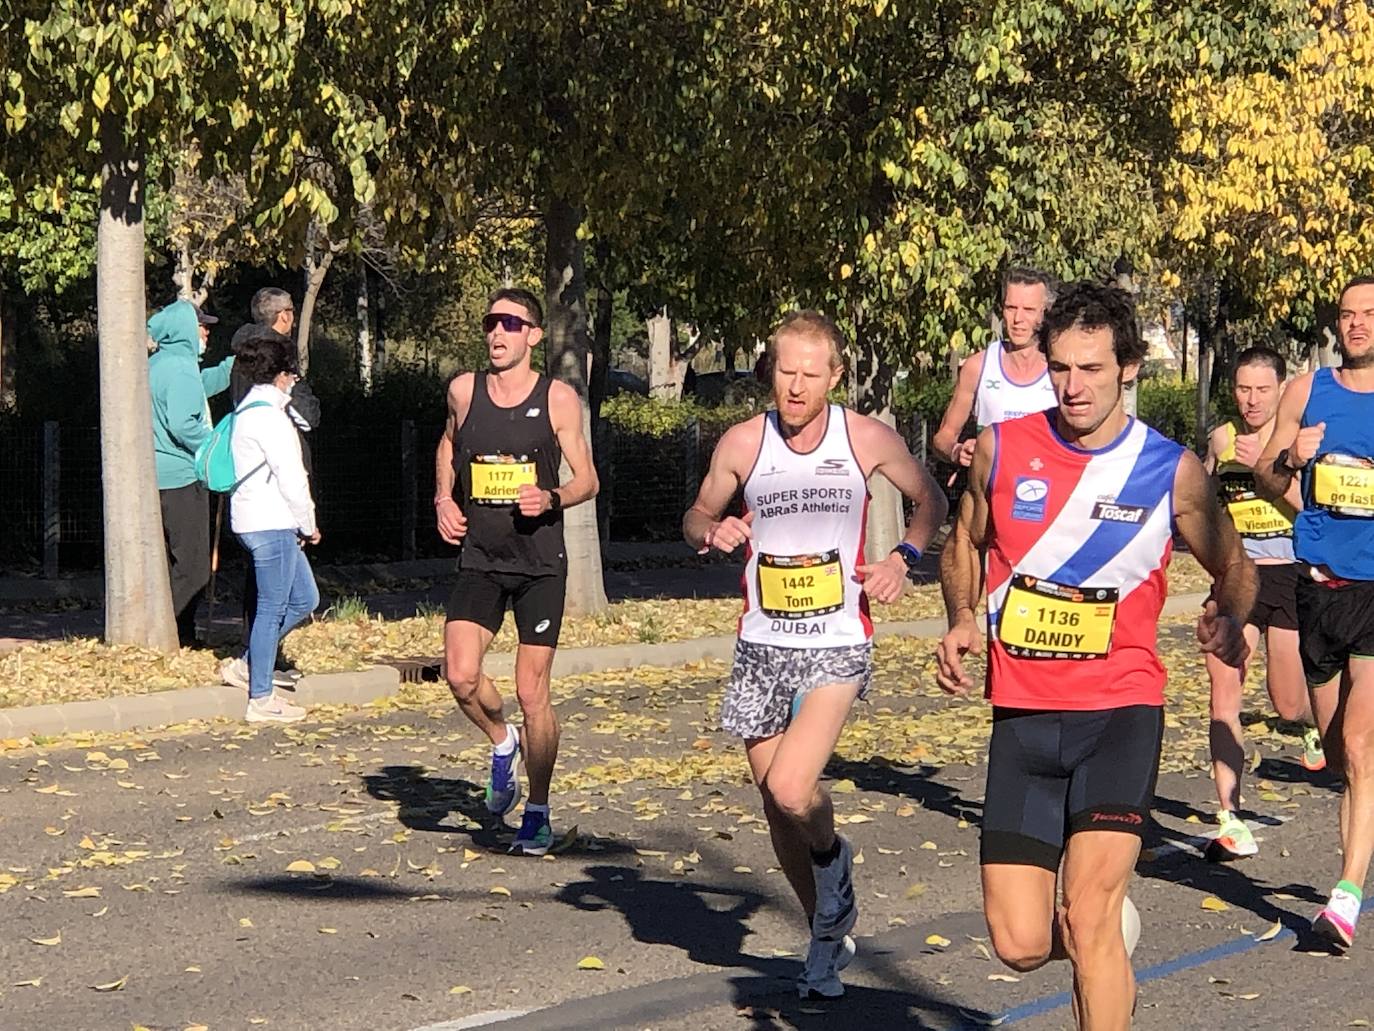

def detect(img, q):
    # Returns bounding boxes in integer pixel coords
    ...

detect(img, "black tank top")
[452,372,565,574]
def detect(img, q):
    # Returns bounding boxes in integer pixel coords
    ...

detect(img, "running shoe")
[272,666,304,690]
[797,933,856,999]
[485,727,522,817]
[1121,896,1140,958]
[1206,811,1258,861]
[220,656,250,691]
[1302,727,1327,772]
[245,694,306,723]
[811,835,857,942]
[508,809,553,857]
[1313,883,1362,949]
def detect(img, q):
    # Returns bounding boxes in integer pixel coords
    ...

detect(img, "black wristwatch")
[892,542,923,584]
[547,489,563,514]
[1274,448,1302,474]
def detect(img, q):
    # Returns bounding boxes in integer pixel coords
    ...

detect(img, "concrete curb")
[474,590,1212,679]
[0,592,1210,740]
[0,665,400,741]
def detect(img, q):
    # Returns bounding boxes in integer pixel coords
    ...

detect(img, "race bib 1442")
[757,550,844,620]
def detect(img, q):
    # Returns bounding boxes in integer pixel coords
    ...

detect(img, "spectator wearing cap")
[148,298,235,647]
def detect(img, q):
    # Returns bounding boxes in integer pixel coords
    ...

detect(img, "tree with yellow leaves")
[1166,0,1374,339]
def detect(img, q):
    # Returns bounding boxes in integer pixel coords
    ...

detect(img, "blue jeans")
[237,529,319,699]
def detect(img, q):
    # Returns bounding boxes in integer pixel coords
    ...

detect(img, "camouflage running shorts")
[719,639,872,739]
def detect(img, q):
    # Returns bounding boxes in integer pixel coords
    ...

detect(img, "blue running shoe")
[509,809,553,856]
[485,727,522,817]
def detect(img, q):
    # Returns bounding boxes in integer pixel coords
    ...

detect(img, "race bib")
[470,454,537,505]
[757,550,844,620]
[997,574,1119,660]
[1313,454,1374,517]
[1219,472,1293,539]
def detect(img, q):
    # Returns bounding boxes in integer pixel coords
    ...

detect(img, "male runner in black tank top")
[434,288,599,856]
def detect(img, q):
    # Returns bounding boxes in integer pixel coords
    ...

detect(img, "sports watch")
[891,542,923,584]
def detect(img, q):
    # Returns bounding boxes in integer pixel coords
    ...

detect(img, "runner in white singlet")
[933,267,1058,468]
[685,310,947,1001]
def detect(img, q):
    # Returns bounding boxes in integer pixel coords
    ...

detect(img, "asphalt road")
[0,626,1370,1031]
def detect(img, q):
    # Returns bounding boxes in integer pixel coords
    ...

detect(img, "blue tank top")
[1295,368,1374,579]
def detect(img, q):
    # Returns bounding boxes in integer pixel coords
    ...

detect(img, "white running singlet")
[972,339,1056,430]
[739,405,872,648]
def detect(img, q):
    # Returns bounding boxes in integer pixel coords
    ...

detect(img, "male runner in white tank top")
[684,311,948,999]
[933,267,1058,467]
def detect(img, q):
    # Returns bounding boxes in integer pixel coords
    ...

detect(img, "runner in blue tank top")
[1259,274,1374,949]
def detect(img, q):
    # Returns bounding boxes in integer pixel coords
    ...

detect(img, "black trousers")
[160,482,210,647]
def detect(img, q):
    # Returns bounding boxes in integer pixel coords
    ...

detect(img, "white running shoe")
[1122,895,1140,957]
[811,836,857,942]
[246,694,306,723]
[220,656,250,691]
[797,934,856,999]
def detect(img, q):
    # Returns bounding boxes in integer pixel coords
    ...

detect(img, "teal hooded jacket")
[147,300,235,489]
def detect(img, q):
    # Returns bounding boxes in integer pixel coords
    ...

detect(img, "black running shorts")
[445,568,565,648]
[1296,575,1374,686]
[980,705,1165,872]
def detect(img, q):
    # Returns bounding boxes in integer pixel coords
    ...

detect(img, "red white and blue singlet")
[985,412,1186,710]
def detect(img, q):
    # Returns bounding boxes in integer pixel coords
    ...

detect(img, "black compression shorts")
[445,568,565,648]
[980,704,1164,872]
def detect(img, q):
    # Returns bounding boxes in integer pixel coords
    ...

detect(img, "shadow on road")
[557,865,768,968]
[230,874,453,902]
[825,758,983,826]
[724,977,986,1031]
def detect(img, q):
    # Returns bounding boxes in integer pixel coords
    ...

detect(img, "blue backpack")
[194,400,271,494]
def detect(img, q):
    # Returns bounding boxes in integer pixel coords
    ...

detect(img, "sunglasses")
[483,313,535,334]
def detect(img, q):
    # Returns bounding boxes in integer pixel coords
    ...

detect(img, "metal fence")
[0,416,958,573]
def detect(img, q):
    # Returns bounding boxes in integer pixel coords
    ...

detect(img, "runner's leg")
[513,643,557,806]
[1060,830,1141,1031]
[1208,623,1260,814]
[1335,658,1374,893]
[983,865,1059,971]
[746,735,816,921]
[1265,626,1311,723]
[444,620,505,746]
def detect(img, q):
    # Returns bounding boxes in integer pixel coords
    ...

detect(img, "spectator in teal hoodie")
[148,299,235,646]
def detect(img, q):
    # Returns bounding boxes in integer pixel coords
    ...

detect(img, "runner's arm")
[434,375,466,507]
[547,380,600,508]
[1174,450,1257,624]
[683,421,754,551]
[1255,372,1314,502]
[940,427,994,624]
[931,354,982,464]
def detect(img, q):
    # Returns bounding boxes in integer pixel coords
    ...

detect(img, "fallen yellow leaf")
[489,885,511,897]
[1201,896,1229,912]
[577,956,605,971]
[285,860,316,874]
[449,985,473,995]
[30,934,61,947]
[92,976,127,992]
[925,934,951,948]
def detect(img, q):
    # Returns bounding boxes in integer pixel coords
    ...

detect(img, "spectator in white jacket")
[220,332,320,723]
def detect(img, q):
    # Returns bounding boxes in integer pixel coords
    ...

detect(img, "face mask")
[198,337,207,356]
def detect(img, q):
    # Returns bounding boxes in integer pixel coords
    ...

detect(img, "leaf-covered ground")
[0,555,1212,709]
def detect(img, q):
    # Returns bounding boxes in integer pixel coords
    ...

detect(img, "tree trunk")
[1195,318,1213,451]
[375,276,387,378]
[356,257,372,394]
[543,194,608,616]
[850,319,904,562]
[589,255,613,543]
[97,120,178,651]
[647,308,682,399]
[172,242,211,307]
[298,221,335,375]
[0,285,16,411]
[1115,262,1139,417]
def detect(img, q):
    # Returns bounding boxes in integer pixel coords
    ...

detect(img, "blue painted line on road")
[989,896,1373,1026]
